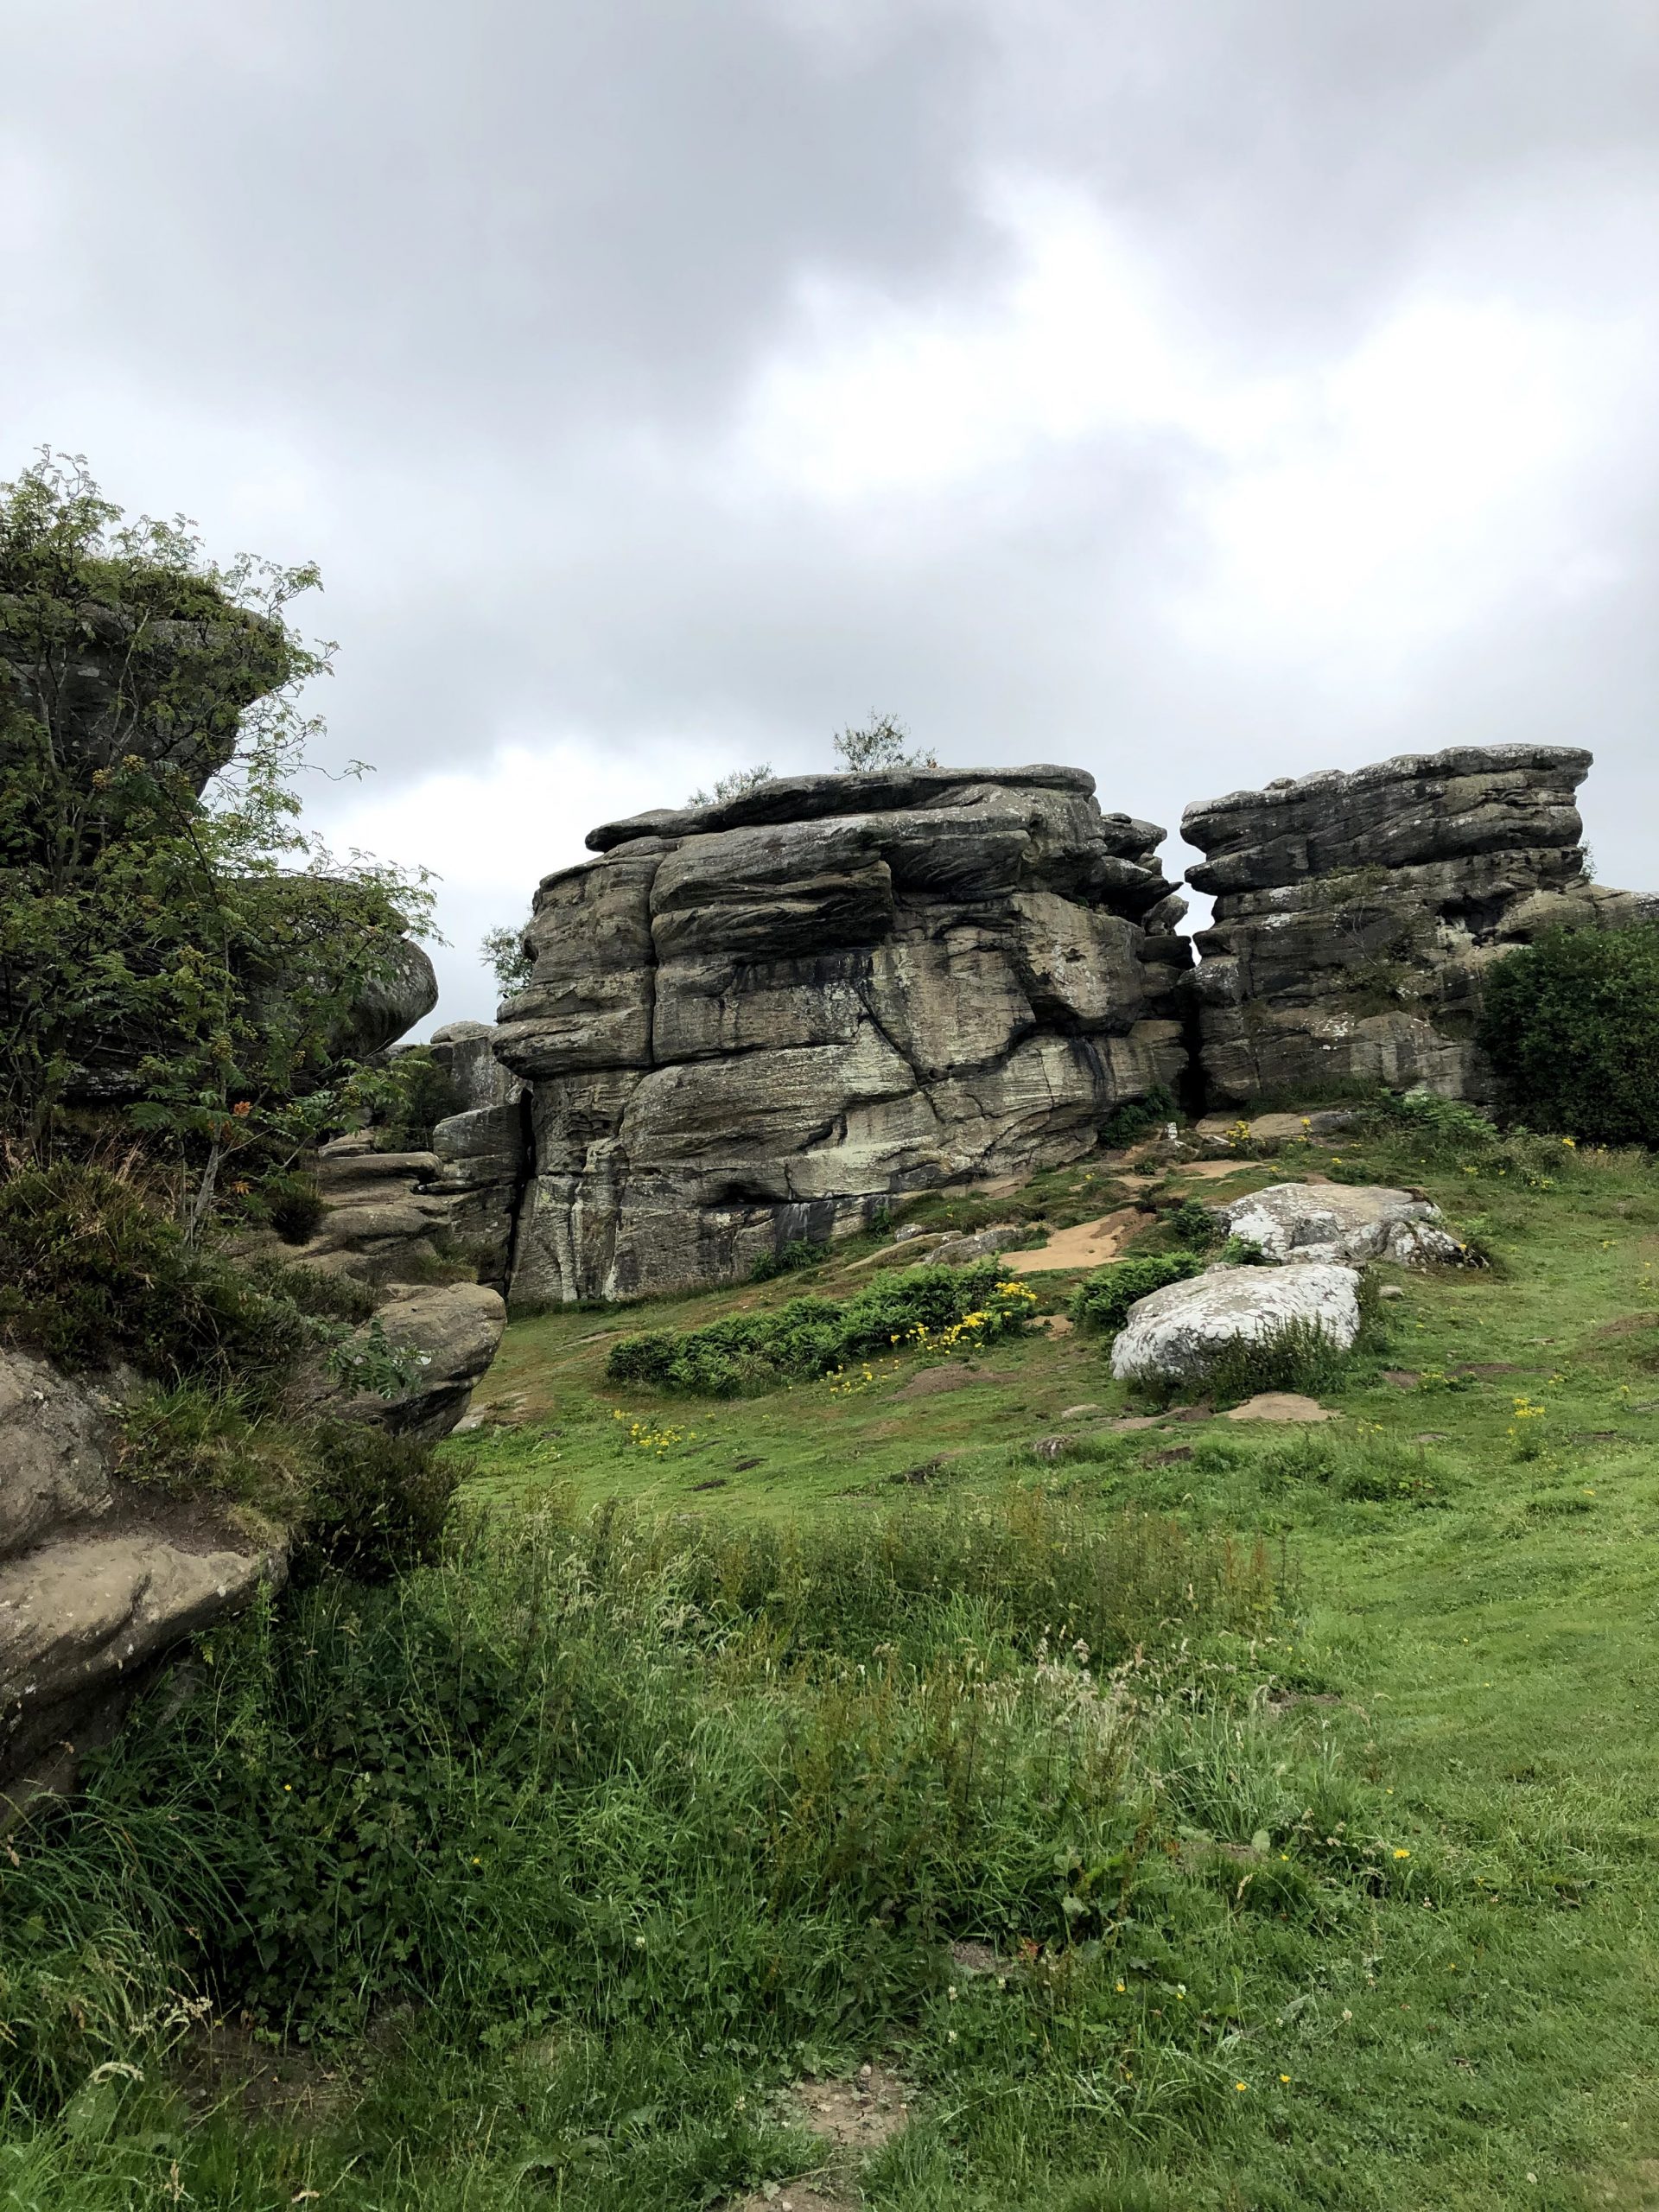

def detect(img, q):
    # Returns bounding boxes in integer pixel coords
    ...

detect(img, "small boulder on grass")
[1109,1262,1361,1386]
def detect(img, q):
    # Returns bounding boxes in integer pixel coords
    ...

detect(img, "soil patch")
[893,1363,984,1401]
[1225,1393,1335,1424]
[1002,1209,1141,1273]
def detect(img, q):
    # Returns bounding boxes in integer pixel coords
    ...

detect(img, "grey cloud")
[3,0,1656,1027]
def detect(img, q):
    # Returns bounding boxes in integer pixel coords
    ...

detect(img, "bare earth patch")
[892,1363,985,1401]
[733,2064,913,2212]
[1002,1210,1142,1272]
[1225,1393,1335,1424]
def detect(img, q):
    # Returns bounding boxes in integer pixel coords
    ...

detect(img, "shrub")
[1100,1084,1179,1148]
[0,1162,317,1382]
[1069,1251,1205,1335]
[1137,1317,1356,1410]
[1162,1197,1221,1251]
[749,1236,823,1283]
[1479,924,1659,1147]
[606,1264,1037,1395]
[290,1421,458,1583]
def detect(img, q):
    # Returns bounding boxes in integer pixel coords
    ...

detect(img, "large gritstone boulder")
[1184,745,1659,1106]
[496,766,1192,1301]
[1213,1183,1468,1268]
[1109,1263,1362,1383]
[423,1021,529,1292]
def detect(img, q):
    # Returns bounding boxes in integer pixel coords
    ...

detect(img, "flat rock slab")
[1226,1393,1335,1423]
[1213,1182,1466,1268]
[1002,1210,1142,1272]
[1111,1262,1361,1382]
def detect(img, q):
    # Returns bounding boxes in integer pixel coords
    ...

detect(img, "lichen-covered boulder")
[497,766,1192,1302]
[1109,1262,1361,1382]
[1183,745,1653,1105]
[1213,1183,1467,1267]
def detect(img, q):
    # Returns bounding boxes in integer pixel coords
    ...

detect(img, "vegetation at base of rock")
[1131,1315,1359,1410]
[1099,1082,1179,1147]
[1,1492,1280,2075]
[607,1262,1037,1395]
[0,1159,323,1382]
[1068,1251,1207,1335]
[1480,922,1659,1148]
[748,1236,826,1282]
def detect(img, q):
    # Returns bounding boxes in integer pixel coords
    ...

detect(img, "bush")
[0,1162,319,1383]
[1479,924,1659,1147]
[1100,1084,1179,1148]
[749,1236,823,1283]
[290,1421,458,1583]
[1129,1316,1362,1414]
[607,1263,1038,1395]
[1069,1251,1205,1335]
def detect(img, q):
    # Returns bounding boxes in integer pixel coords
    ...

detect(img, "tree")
[1479,923,1659,1147]
[688,762,773,805]
[832,711,937,772]
[481,922,533,996]
[0,451,435,1233]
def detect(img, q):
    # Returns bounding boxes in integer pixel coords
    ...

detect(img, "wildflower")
[946,2029,957,2044]
[231,1100,251,1117]
[1561,1136,1576,1147]
[1280,2074,1291,2085]
[1235,2081,1248,2093]
[1116,1980,1126,1993]
[1393,1848,1410,1860]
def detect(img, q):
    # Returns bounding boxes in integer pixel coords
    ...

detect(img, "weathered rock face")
[1184,745,1657,1105]
[0,1351,276,1802]
[424,1021,529,1292]
[1110,1263,1362,1382]
[496,767,1192,1301]
[1211,1183,1468,1268]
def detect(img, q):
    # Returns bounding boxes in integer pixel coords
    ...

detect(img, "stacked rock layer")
[1184,744,1656,1106]
[494,767,1192,1302]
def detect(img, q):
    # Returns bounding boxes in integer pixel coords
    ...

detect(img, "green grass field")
[4,1112,1659,2210]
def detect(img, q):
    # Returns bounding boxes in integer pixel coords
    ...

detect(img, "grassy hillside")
[4,1110,1659,2209]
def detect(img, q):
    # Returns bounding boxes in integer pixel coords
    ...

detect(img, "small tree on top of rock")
[833,711,938,773]
[689,762,773,805]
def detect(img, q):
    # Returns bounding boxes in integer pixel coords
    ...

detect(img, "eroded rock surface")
[0,1354,277,1802]
[1184,745,1659,1104]
[1110,1263,1362,1382]
[496,766,1191,1300]
[424,1021,529,1291]
[1214,1182,1467,1268]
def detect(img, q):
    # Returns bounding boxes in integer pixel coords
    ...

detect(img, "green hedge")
[1067,1250,1206,1335]
[1479,923,1659,1147]
[606,1262,1037,1395]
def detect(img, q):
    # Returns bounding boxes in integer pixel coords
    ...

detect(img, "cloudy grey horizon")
[4,0,1656,1027]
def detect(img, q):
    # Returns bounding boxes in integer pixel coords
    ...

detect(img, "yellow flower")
[1235,2080,1249,2093]
[1280,2074,1291,2085]
[1393,1847,1410,1860]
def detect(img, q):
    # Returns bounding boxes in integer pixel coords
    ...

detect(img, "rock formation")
[1109,1263,1362,1383]
[1184,745,1658,1105]
[1210,1183,1468,1268]
[0,1349,276,1808]
[424,1020,529,1293]
[494,767,1192,1301]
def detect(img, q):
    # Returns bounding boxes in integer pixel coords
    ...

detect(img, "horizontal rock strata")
[496,766,1192,1300]
[1184,745,1656,1104]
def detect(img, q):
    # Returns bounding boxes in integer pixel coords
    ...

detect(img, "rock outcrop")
[494,767,1192,1301]
[1184,745,1659,1105]
[1212,1183,1469,1268]
[424,1021,529,1293]
[0,1351,276,1806]
[1110,1263,1362,1382]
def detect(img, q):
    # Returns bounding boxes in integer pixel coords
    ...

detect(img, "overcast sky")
[5,0,1656,1025]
